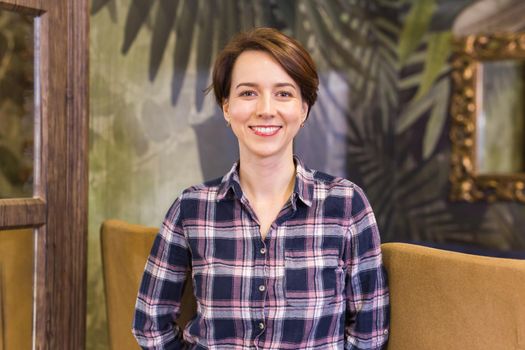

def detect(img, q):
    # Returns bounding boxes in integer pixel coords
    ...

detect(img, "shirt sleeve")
[344,185,390,350]
[132,196,191,350]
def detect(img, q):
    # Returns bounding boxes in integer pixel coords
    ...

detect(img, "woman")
[133,27,389,350]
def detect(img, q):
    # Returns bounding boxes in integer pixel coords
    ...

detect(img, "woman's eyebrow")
[235,82,258,89]
[235,82,297,90]
[274,83,297,91]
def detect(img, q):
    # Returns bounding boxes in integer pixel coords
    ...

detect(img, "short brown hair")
[208,27,319,115]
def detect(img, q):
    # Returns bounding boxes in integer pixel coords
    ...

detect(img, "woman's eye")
[239,90,256,97]
[277,91,293,98]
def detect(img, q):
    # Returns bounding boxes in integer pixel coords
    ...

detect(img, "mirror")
[477,59,525,174]
[450,32,525,202]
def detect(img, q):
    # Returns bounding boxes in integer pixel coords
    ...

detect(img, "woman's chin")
[243,146,292,160]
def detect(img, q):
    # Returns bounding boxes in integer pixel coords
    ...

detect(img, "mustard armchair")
[101,220,525,350]
[382,242,525,350]
[0,229,33,350]
[100,220,196,350]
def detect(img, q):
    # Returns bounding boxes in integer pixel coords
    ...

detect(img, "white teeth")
[252,126,280,134]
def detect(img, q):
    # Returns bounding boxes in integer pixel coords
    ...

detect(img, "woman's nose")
[255,93,275,118]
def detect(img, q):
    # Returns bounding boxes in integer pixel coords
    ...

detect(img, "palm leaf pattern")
[0,10,34,198]
[87,3,525,350]
[393,0,479,242]
[90,0,525,247]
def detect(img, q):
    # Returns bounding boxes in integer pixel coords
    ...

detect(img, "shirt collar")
[292,155,314,207]
[216,160,243,201]
[216,155,314,208]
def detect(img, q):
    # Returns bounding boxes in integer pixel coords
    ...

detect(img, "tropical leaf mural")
[392,0,525,249]
[393,0,480,242]
[88,0,525,349]
[0,10,34,198]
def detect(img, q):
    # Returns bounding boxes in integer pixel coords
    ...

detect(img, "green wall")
[88,1,525,349]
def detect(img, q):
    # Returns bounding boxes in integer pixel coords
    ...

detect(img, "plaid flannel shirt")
[132,156,389,349]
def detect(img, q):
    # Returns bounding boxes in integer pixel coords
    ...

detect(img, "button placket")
[256,231,269,342]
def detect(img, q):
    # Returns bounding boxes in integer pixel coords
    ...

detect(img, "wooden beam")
[0,0,46,15]
[33,0,89,348]
[0,198,46,228]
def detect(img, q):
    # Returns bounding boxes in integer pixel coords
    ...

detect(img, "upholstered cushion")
[0,229,33,350]
[100,219,196,350]
[382,242,525,350]
[100,221,525,350]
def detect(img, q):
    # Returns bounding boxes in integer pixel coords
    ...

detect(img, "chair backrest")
[382,242,525,350]
[0,229,33,350]
[100,220,196,350]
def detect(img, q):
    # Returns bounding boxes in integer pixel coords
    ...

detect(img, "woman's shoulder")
[179,176,225,199]
[296,157,354,189]
[311,169,352,186]
[162,176,225,220]
[296,157,366,201]
[307,167,358,192]
[305,166,370,204]
[307,169,374,221]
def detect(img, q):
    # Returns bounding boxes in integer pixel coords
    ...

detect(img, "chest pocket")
[284,251,343,307]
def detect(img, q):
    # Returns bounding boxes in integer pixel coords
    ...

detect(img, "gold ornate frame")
[450,32,525,203]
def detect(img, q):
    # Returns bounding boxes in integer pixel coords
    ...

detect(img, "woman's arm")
[345,185,390,350]
[132,197,191,350]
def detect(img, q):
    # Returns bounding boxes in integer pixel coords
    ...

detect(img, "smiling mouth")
[249,126,282,136]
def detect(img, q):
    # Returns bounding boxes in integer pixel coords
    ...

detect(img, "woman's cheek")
[229,101,255,117]
[279,102,304,118]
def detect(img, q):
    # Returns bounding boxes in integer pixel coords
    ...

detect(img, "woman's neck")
[238,152,296,203]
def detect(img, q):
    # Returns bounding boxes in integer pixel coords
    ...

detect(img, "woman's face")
[222,50,308,161]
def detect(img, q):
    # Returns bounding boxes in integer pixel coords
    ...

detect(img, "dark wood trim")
[0,1,88,349]
[0,198,46,228]
[33,0,89,348]
[0,0,45,15]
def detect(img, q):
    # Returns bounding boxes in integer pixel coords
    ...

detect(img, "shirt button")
[260,247,266,254]
[258,322,265,330]
[258,285,266,292]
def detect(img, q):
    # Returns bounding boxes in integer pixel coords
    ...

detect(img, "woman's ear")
[222,99,232,126]
[222,98,230,117]
[302,101,309,121]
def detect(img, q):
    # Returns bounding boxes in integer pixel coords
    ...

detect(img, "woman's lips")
[249,126,281,136]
